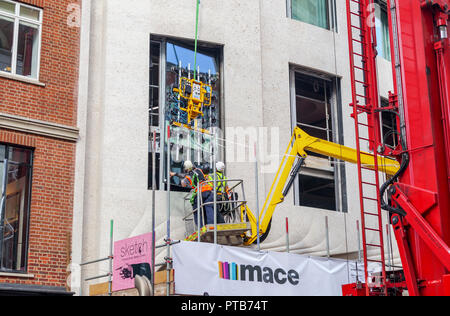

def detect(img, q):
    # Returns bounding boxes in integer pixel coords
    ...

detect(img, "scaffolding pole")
[213,132,218,244]
[166,125,171,296]
[286,217,290,253]
[325,216,330,258]
[255,143,261,251]
[80,219,114,296]
[151,131,157,296]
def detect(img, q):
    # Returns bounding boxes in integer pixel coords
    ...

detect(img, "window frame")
[149,36,224,192]
[287,0,338,32]
[289,67,347,213]
[0,0,43,80]
[0,143,33,274]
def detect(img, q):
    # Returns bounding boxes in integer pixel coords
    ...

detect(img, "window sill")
[0,72,46,87]
[0,272,35,278]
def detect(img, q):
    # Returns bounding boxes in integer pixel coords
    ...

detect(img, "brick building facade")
[0,0,80,295]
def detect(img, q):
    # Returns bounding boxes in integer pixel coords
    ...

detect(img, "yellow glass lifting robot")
[173,76,212,125]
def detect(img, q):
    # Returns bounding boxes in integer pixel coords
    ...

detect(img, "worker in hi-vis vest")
[208,161,235,216]
[170,161,225,226]
[208,161,229,195]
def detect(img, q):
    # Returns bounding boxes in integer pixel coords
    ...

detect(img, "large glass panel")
[0,15,14,73]
[166,42,220,130]
[0,0,15,14]
[165,41,221,192]
[16,21,39,78]
[291,0,329,30]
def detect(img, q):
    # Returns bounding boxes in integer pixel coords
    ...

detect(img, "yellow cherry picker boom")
[240,127,400,246]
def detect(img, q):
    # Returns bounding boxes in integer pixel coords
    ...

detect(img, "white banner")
[172,241,364,296]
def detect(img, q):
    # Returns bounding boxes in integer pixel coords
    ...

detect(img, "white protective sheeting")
[172,241,364,296]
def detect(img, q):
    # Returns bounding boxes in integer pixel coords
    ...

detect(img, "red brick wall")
[0,0,80,127]
[0,130,75,288]
[0,0,80,291]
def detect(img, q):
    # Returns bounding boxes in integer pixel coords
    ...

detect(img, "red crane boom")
[344,0,450,296]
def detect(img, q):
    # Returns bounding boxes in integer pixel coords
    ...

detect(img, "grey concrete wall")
[74,0,401,295]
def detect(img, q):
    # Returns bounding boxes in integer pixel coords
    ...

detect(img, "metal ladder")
[346,0,388,296]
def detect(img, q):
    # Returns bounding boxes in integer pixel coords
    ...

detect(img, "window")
[0,0,42,79]
[149,37,222,191]
[290,69,347,212]
[375,1,391,61]
[0,144,33,273]
[288,0,337,31]
[295,72,333,144]
[380,99,398,150]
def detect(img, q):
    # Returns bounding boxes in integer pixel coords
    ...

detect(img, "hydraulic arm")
[242,127,400,246]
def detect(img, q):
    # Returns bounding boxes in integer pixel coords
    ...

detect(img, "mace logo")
[218,261,300,285]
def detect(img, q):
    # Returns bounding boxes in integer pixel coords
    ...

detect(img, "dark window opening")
[292,69,346,212]
[380,99,398,150]
[295,72,333,159]
[0,143,33,273]
[298,174,336,211]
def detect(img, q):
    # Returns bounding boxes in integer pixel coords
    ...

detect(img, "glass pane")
[20,5,40,21]
[0,145,5,160]
[295,73,326,101]
[15,21,39,78]
[1,163,31,271]
[8,146,32,164]
[375,4,391,61]
[296,97,328,129]
[0,0,15,14]
[0,15,14,73]
[164,41,221,192]
[166,42,218,75]
[292,0,329,30]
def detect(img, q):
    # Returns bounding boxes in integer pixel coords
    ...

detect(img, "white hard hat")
[216,161,225,172]
[184,160,194,172]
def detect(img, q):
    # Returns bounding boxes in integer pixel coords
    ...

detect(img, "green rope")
[193,0,200,79]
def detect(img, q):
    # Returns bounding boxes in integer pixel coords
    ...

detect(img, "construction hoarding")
[172,241,363,296]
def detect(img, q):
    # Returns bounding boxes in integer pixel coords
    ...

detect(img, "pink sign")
[113,232,153,292]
